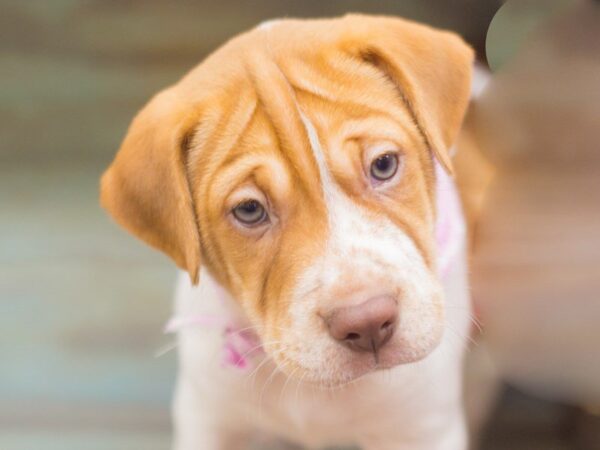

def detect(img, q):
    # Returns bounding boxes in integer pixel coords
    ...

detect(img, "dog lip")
[310,342,437,386]
[293,347,428,388]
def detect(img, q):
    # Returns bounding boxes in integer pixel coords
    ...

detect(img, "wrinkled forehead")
[175,20,443,301]
[188,37,425,198]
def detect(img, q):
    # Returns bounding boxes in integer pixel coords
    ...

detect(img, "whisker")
[245,354,274,391]
[468,314,484,334]
[279,366,299,406]
[446,323,478,348]
[244,345,287,390]
[258,363,282,417]
[153,340,178,358]
[295,371,307,413]
[237,339,283,363]
[227,324,289,336]
[443,306,484,334]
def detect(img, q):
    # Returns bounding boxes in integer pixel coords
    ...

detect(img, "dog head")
[101,15,473,385]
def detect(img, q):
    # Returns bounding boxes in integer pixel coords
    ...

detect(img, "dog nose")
[326,296,398,354]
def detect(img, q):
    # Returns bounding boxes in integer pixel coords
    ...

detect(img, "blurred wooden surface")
[1,0,597,449]
[0,162,176,448]
[472,0,600,404]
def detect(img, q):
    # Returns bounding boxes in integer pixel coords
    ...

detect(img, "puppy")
[101,14,481,450]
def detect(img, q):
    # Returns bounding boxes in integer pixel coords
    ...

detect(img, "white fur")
[171,113,473,449]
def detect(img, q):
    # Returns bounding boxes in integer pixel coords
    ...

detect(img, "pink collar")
[166,162,464,369]
[435,161,466,278]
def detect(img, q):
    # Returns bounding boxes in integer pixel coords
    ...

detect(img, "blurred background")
[1,0,598,449]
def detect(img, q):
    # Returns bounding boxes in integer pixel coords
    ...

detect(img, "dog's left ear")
[100,87,203,284]
[343,14,474,174]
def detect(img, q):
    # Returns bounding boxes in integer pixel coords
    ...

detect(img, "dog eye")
[370,153,399,182]
[232,200,268,226]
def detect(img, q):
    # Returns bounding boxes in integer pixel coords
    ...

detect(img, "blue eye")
[370,153,399,181]
[232,200,267,226]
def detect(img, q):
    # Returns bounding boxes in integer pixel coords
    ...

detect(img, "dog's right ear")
[342,14,474,175]
[100,87,202,284]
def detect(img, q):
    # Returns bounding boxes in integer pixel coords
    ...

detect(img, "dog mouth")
[261,287,446,386]
[267,334,440,388]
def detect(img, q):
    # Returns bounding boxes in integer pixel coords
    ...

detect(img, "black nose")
[325,296,398,354]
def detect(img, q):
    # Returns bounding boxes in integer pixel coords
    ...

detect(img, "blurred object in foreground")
[485,0,573,72]
[472,0,600,406]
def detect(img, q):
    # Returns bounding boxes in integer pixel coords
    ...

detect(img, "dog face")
[101,15,473,386]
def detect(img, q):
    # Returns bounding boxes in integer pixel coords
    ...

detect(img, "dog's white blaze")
[286,113,443,382]
[299,112,338,204]
[297,112,429,280]
[298,112,417,258]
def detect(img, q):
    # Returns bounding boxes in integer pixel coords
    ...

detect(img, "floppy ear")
[343,14,474,174]
[100,87,202,284]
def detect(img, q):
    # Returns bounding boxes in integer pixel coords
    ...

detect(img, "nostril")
[325,295,398,353]
[345,332,361,341]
